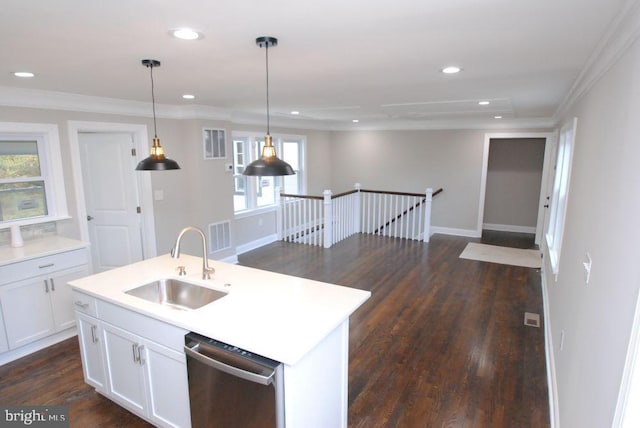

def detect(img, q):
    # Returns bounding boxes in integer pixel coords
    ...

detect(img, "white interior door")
[79,133,144,272]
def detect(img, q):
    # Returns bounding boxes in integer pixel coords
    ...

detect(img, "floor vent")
[524,312,541,328]
[208,221,231,253]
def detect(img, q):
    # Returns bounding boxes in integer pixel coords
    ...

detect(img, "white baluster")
[423,188,433,243]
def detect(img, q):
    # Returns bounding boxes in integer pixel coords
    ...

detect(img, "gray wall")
[483,138,545,230]
[543,37,640,426]
[328,129,490,233]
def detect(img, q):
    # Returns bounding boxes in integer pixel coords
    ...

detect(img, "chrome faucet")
[171,226,215,279]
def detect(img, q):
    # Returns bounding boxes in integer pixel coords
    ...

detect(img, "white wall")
[543,36,640,427]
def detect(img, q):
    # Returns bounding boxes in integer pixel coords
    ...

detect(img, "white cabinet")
[0,305,8,353]
[0,264,89,349]
[74,296,191,428]
[76,312,107,393]
[0,247,89,351]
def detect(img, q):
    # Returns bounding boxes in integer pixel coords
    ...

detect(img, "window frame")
[0,123,69,228]
[546,117,577,276]
[232,131,305,215]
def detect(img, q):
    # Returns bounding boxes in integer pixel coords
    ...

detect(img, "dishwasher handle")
[184,342,276,386]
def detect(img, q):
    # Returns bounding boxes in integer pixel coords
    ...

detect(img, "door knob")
[87,215,94,221]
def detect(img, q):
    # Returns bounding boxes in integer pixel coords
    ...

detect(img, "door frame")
[478,131,556,245]
[68,121,157,267]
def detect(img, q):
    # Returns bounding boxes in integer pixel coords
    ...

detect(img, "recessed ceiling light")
[171,28,202,40]
[182,94,195,100]
[441,66,461,74]
[13,71,34,78]
[291,111,300,115]
[494,115,503,119]
[478,101,490,105]
[352,119,359,123]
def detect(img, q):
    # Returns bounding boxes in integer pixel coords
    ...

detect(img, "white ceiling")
[0,0,629,130]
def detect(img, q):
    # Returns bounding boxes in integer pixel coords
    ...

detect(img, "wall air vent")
[208,220,231,253]
[524,312,541,328]
[203,128,226,159]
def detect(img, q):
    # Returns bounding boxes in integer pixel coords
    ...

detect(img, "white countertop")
[69,253,371,365]
[0,235,89,266]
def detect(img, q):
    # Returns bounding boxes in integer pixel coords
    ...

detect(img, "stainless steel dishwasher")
[184,332,284,428]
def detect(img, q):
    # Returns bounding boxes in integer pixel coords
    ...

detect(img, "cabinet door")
[0,278,55,349]
[143,342,191,428]
[76,313,106,392]
[50,266,90,331]
[0,305,8,353]
[102,323,148,415]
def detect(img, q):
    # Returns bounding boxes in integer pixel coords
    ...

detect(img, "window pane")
[0,141,41,179]
[256,177,275,207]
[0,182,47,221]
[282,142,299,170]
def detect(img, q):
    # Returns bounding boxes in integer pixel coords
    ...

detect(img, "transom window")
[232,132,305,213]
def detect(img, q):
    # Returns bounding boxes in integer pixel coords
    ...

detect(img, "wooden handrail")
[281,187,443,200]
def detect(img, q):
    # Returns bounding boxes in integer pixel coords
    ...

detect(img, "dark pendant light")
[136,59,181,171]
[243,36,295,177]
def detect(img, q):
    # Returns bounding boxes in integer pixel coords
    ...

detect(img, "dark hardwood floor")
[0,232,549,427]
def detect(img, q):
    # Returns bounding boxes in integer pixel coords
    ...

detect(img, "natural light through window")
[232,132,305,213]
[0,123,68,227]
[546,118,577,275]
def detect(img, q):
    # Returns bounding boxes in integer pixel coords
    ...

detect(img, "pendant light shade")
[243,36,295,177]
[136,59,180,171]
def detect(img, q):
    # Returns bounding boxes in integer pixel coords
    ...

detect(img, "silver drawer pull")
[44,279,49,293]
[38,263,55,269]
[74,301,90,309]
[50,278,55,291]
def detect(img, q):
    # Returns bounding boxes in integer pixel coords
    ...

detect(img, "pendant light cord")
[265,43,270,135]
[149,64,158,138]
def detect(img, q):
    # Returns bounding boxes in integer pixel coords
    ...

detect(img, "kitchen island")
[69,253,371,428]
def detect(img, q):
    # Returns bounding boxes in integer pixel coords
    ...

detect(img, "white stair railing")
[277,184,441,248]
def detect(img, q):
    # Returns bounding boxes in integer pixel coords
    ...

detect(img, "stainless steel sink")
[125,278,227,310]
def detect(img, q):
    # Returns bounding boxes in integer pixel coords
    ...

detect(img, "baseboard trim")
[236,234,278,255]
[483,223,536,234]
[541,267,560,428]
[431,226,480,238]
[0,328,77,366]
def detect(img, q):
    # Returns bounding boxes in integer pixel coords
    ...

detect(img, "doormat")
[459,242,541,268]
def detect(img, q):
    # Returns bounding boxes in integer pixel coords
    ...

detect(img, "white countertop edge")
[0,235,89,266]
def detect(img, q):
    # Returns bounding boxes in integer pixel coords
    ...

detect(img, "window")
[546,118,577,275]
[232,132,305,213]
[0,123,68,227]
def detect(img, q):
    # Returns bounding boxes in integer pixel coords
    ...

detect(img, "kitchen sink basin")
[125,278,227,310]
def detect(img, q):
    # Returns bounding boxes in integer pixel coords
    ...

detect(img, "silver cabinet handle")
[90,325,98,343]
[74,301,89,309]
[44,279,49,293]
[38,263,55,269]
[50,278,55,291]
[137,345,145,366]
[132,344,139,363]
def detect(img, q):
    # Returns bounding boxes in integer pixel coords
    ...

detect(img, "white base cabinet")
[74,292,191,428]
[0,248,89,352]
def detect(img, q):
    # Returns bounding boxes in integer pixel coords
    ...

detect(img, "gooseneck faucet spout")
[171,226,215,280]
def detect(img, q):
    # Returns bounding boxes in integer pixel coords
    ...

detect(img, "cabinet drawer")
[1,248,89,285]
[72,290,98,317]
[97,300,188,353]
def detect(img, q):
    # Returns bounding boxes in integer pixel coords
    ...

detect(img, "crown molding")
[0,86,231,121]
[554,0,640,121]
[0,85,554,132]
